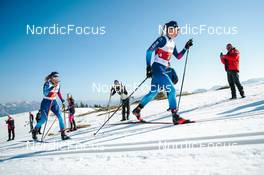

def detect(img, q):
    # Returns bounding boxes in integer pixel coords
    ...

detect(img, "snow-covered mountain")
[0,101,40,117]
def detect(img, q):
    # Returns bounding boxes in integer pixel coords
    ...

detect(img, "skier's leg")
[51,100,65,130]
[51,101,70,140]
[164,78,177,110]
[8,129,11,141]
[126,99,130,120]
[35,99,51,129]
[121,100,126,121]
[139,86,159,107]
[227,72,236,98]
[73,119,77,130]
[69,114,73,130]
[38,127,42,134]
[133,78,159,121]
[12,129,15,140]
[163,74,191,124]
[233,72,245,97]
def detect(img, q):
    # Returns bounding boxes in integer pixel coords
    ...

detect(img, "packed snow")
[0,79,264,175]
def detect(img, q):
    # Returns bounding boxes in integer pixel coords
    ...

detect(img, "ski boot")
[32,128,38,141]
[132,104,146,122]
[61,130,70,140]
[240,91,246,98]
[172,109,192,125]
[230,96,237,100]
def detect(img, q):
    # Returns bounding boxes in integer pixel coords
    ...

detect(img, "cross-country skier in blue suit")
[132,21,193,125]
[32,72,70,140]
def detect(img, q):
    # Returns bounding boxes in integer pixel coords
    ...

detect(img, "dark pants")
[8,128,15,140]
[122,98,130,120]
[227,71,244,98]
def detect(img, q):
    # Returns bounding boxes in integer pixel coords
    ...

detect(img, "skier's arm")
[123,86,128,95]
[57,88,64,103]
[111,87,116,96]
[146,36,167,66]
[173,46,186,60]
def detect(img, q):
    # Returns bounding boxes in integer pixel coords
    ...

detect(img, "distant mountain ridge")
[0,101,40,117]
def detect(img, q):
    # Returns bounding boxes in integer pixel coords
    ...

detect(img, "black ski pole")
[105,93,112,121]
[177,48,190,110]
[94,77,148,136]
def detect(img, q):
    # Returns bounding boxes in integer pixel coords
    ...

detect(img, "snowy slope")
[0,79,264,175]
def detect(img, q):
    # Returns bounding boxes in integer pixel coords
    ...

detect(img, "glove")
[61,99,66,109]
[146,65,152,78]
[220,52,223,58]
[185,39,193,50]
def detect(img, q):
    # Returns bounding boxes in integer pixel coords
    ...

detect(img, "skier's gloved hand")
[146,65,152,78]
[220,52,223,58]
[61,99,66,109]
[185,39,193,50]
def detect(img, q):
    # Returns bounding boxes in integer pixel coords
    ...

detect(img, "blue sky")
[0,0,263,104]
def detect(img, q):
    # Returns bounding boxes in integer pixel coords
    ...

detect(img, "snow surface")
[1,79,264,175]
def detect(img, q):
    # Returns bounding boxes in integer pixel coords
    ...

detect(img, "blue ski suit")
[35,81,65,130]
[139,36,186,110]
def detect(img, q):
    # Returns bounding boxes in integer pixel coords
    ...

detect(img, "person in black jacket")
[111,80,130,121]
[29,112,34,132]
[35,110,42,134]
[6,115,15,141]
[67,95,77,131]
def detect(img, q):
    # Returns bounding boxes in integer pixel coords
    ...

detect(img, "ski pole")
[43,117,57,140]
[63,106,67,129]
[107,93,112,119]
[42,106,66,140]
[41,99,54,142]
[94,77,148,136]
[177,48,190,110]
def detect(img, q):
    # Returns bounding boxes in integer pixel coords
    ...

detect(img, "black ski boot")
[132,104,145,122]
[240,91,246,98]
[32,128,38,141]
[61,130,70,140]
[172,110,192,125]
[230,96,237,100]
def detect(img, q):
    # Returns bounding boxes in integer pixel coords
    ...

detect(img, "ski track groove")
[1,131,264,161]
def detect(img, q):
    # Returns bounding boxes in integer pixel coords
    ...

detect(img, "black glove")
[220,52,223,58]
[185,39,193,50]
[146,65,152,78]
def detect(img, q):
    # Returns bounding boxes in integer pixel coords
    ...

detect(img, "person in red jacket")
[220,43,245,99]
[6,115,15,141]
